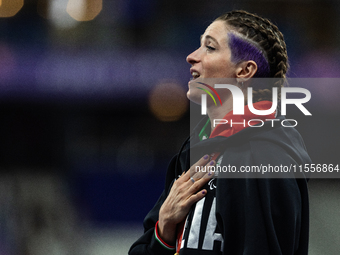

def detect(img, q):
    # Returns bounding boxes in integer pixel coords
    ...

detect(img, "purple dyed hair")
[228,33,270,77]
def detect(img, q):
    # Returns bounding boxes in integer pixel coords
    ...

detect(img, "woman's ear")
[235,60,258,82]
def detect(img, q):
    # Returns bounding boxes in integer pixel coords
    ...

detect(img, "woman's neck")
[206,85,248,131]
[207,99,235,131]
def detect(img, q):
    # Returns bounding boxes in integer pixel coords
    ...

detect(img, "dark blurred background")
[0,0,339,254]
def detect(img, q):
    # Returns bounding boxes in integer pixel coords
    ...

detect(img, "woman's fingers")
[180,156,216,196]
[180,154,210,182]
[191,159,216,180]
[158,154,216,227]
[186,189,208,205]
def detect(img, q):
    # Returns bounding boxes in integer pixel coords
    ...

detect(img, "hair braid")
[216,10,289,102]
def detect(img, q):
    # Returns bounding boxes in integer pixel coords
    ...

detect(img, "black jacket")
[129,116,311,255]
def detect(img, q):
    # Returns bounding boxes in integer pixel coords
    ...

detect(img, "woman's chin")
[186,90,202,105]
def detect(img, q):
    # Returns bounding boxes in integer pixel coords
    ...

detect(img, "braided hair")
[215,10,289,102]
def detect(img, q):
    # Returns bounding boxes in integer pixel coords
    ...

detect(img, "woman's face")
[186,20,238,102]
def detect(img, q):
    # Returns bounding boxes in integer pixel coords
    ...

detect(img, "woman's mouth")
[191,71,200,80]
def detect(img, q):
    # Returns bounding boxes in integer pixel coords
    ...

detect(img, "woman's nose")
[186,48,200,65]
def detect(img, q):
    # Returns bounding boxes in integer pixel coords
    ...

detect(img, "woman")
[129,10,311,255]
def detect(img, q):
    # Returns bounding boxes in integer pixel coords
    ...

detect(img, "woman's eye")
[206,45,215,51]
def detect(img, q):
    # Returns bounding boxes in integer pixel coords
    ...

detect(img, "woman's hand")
[158,155,215,245]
